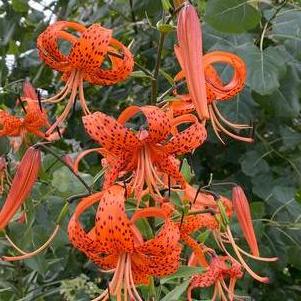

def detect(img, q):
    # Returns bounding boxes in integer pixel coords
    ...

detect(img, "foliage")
[0,0,301,300]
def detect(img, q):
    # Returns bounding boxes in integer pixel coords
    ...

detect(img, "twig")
[129,0,138,34]
[151,32,166,104]
[34,143,92,193]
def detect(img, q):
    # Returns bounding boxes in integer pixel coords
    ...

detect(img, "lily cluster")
[0,2,277,301]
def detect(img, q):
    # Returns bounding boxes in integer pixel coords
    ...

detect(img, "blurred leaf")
[238,45,287,95]
[240,150,270,177]
[12,0,29,13]
[253,65,301,118]
[205,0,261,33]
[270,8,301,59]
[160,279,190,301]
[161,266,203,284]
[51,166,93,196]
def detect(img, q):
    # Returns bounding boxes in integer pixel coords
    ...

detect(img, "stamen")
[212,102,251,129]
[222,228,270,283]
[1,225,59,261]
[42,70,76,103]
[46,71,80,135]
[209,106,225,144]
[4,232,27,255]
[210,107,253,143]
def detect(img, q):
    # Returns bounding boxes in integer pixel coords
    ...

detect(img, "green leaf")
[51,166,93,196]
[130,71,153,79]
[12,0,29,13]
[240,150,270,177]
[279,126,301,151]
[270,8,301,59]
[161,266,203,284]
[160,279,190,301]
[0,137,10,154]
[250,202,266,219]
[253,65,301,118]
[161,0,172,11]
[205,0,261,33]
[237,45,287,95]
[181,158,194,183]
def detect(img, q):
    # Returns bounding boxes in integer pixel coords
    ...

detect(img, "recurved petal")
[37,21,85,72]
[117,106,172,143]
[135,218,180,256]
[68,24,112,70]
[162,118,207,155]
[82,112,140,155]
[203,51,247,101]
[68,192,104,254]
[22,81,38,100]
[132,244,182,278]
[180,214,218,236]
[87,38,134,85]
[0,147,41,230]
[95,185,135,253]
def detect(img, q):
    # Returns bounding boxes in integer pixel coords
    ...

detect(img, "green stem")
[134,61,154,78]
[151,32,166,104]
[35,143,92,193]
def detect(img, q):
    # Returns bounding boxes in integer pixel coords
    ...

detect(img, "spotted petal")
[82,112,140,155]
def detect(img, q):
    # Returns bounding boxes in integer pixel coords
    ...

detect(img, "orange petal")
[0,147,41,230]
[176,4,208,119]
[203,51,247,101]
[232,186,259,257]
[95,185,135,253]
[82,112,140,155]
[87,38,134,85]
[117,105,172,144]
[162,118,207,155]
[68,191,105,254]
[0,111,22,137]
[68,24,112,70]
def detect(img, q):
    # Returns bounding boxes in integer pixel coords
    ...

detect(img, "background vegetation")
[0,0,300,300]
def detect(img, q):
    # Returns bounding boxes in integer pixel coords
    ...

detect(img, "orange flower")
[0,147,41,230]
[0,81,53,150]
[170,51,253,143]
[68,185,181,300]
[187,254,244,301]
[232,185,259,256]
[78,106,207,201]
[178,185,277,283]
[37,21,134,134]
[176,3,209,120]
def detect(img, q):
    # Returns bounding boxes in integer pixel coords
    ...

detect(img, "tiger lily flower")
[211,185,278,283]
[0,82,52,150]
[37,21,134,134]
[79,106,207,202]
[68,185,181,301]
[232,185,259,256]
[0,147,40,230]
[187,254,244,301]
[170,51,253,144]
[176,3,209,120]
[178,185,277,284]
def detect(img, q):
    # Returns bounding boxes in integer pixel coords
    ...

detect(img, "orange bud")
[0,147,41,230]
[232,186,259,257]
[176,4,209,119]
